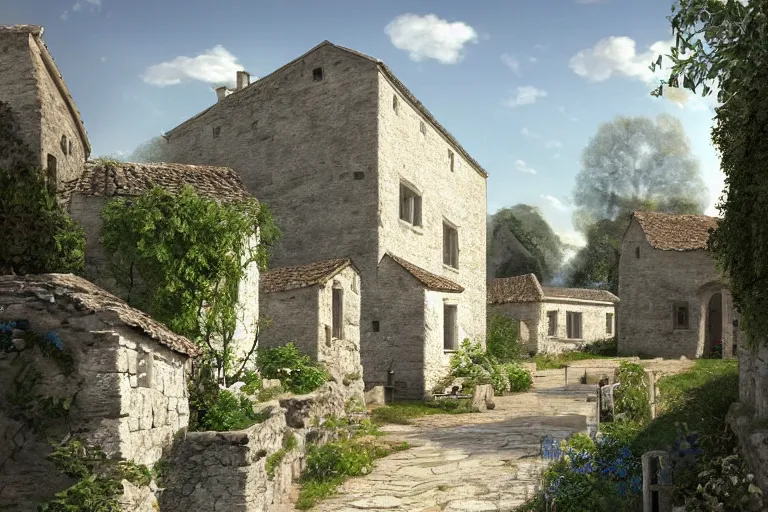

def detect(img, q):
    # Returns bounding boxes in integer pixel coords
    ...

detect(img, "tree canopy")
[126,136,171,163]
[652,0,768,347]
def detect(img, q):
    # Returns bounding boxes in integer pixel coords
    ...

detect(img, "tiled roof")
[386,253,464,293]
[488,274,619,304]
[260,258,356,293]
[0,274,200,357]
[487,274,543,304]
[165,41,487,179]
[542,287,619,303]
[72,161,251,203]
[633,211,719,251]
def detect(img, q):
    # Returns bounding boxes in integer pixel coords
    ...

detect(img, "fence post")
[564,365,568,386]
[645,370,657,419]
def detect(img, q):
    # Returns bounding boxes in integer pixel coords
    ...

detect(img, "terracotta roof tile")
[633,211,718,251]
[487,274,543,304]
[542,287,619,303]
[386,254,464,293]
[0,274,200,357]
[261,258,355,293]
[71,161,251,203]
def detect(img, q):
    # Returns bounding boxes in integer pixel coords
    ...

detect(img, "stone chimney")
[215,86,229,102]
[236,71,250,90]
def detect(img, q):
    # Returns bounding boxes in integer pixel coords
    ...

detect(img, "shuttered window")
[566,311,582,339]
[443,223,459,268]
[399,184,422,226]
[332,287,343,339]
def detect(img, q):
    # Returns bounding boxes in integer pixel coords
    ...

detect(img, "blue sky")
[3,0,722,249]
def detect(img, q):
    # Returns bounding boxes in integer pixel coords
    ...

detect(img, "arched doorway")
[706,293,723,357]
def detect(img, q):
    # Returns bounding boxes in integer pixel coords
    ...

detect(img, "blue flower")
[45,331,63,350]
[0,321,16,333]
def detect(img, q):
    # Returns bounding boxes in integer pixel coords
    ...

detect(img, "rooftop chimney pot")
[215,86,228,102]
[236,71,250,91]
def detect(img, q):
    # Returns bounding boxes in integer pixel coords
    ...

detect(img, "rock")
[443,500,498,512]
[471,385,494,412]
[262,378,281,389]
[365,385,386,406]
[119,479,159,512]
[349,496,403,509]
[680,356,688,361]
[485,400,496,410]
[11,338,25,351]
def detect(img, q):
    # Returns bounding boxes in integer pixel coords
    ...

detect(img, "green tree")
[651,0,768,346]
[126,136,170,163]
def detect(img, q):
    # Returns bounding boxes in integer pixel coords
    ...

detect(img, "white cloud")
[60,11,68,20]
[545,140,562,149]
[541,194,569,211]
[62,0,100,19]
[504,86,548,108]
[142,45,245,87]
[385,14,479,64]
[569,36,719,110]
[521,127,539,138]
[515,159,537,175]
[501,53,521,75]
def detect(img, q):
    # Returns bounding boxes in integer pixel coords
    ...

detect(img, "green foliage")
[0,167,85,275]
[125,136,170,163]
[370,400,475,425]
[257,343,328,395]
[188,373,266,432]
[100,184,281,381]
[486,313,523,362]
[266,432,298,480]
[436,339,533,395]
[505,363,534,392]
[613,362,651,424]
[40,440,152,512]
[650,0,768,349]
[533,341,617,370]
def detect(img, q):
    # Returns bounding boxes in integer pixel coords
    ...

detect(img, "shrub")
[195,389,265,432]
[613,362,650,423]
[581,337,618,356]
[257,343,328,395]
[504,362,533,392]
[486,313,523,362]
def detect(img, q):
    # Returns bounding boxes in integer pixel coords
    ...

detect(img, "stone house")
[617,211,738,359]
[0,273,198,508]
[163,40,487,400]
[487,273,619,354]
[0,25,89,187]
[66,160,261,360]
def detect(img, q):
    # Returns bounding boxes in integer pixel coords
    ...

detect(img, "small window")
[332,286,343,339]
[68,140,72,155]
[136,351,154,388]
[353,171,365,180]
[547,311,558,337]
[673,302,689,330]
[448,150,455,172]
[635,246,640,259]
[566,311,582,339]
[312,67,324,81]
[399,183,422,226]
[372,320,380,332]
[60,135,68,154]
[419,121,426,135]
[46,154,57,189]
[606,313,614,334]
[443,222,459,269]
[212,126,221,138]
[443,304,458,350]
[393,94,399,113]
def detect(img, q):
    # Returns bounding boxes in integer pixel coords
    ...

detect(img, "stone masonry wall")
[488,302,542,353]
[0,298,188,508]
[375,70,487,378]
[537,300,616,351]
[0,31,42,171]
[232,233,260,360]
[160,380,347,512]
[423,290,460,395]
[618,219,727,358]
[259,285,320,359]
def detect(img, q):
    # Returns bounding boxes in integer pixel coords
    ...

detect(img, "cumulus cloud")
[142,45,245,87]
[521,127,540,138]
[62,0,100,19]
[504,86,548,108]
[515,160,537,175]
[501,54,521,75]
[385,14,479,64]
[540,195,570,211]
[569,36,719,110]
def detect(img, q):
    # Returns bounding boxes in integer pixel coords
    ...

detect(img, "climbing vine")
[651,0,768,348]
[100,183,281,381]
[0,167,85,276]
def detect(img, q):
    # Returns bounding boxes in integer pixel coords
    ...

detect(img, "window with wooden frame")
[547,311,558,337]
[673,302,689,330]
[443,222,459,269]
[443,304,458,350]
[606,313,614,334]
[399,183,422,226]
[566,311,582,339]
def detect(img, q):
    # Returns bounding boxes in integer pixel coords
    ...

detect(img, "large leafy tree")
[126,136,171,163]
[566,115,708,291]
[652,0,768,346]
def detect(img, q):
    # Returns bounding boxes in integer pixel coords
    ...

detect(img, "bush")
[505,362,533,392]
[257,343,328,395]
[581,337,618,356]
[195,389,265,432]
[486,313,522,362]
[613,362,650,423]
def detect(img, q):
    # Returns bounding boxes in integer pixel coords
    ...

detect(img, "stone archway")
[705,292,723,357]
[697,282,735,359]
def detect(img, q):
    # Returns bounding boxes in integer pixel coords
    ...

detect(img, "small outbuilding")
[488,273,619,354]
[0,273,199,508]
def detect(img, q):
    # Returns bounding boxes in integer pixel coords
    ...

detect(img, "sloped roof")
[164,40,487,178]
[633,211,718,251]
[487,274,543,304]
[488,274,618,304]
[0,25,91,157]
[0,274,200,357]
[385,253,464,293]
[72,161,251,202]
[260,258,356,293]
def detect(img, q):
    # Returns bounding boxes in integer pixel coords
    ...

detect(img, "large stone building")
[617,211,739,359]
[164,41,487,399]
[488,274,619,354]
[66,160,261,361]
[0,25,89,186]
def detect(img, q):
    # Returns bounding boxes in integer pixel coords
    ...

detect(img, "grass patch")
[369,400,476,425]
[534,351,615,370]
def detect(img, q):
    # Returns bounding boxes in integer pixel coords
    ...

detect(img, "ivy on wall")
[100,183,282,382]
